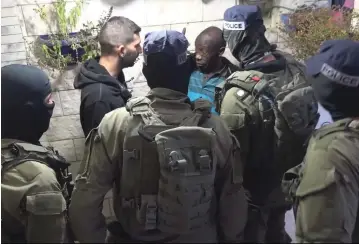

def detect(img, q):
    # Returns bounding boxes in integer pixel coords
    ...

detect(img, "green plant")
[26,0,84,71]
[78,6,113,61]
[279,5,359,61]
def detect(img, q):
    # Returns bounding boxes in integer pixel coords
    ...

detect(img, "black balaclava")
[2,64,54,144]
[305,39,359,121]
[142,53,192,95]
[224,21,272,68]
[311,74,359,120]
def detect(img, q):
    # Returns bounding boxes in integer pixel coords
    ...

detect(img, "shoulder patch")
[26,192,66,215]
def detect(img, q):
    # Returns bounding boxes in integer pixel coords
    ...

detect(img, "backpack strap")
[1,142,73,206]
[315,118,359,140]
[2,142,69,172]
[180,99,212,126]
[126,96,166,126]
[227,70,269,96]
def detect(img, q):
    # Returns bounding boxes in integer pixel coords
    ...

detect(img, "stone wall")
[1,0,318,221]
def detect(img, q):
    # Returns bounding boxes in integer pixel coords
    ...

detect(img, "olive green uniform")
[1,139,68,243]
[69,88,248,243]
[295,118,359,243]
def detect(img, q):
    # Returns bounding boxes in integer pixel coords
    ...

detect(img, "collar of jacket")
[146,88,194,125]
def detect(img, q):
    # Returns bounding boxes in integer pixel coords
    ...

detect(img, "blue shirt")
[188,70,226,115]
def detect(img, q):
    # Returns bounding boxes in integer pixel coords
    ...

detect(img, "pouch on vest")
[1,141,75,242]
[284,118,359,217]
[118,96,217,235]
[1,141,74,207]
[217,69,319,173]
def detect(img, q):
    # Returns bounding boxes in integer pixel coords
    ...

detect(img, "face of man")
[195,36,224,74]
[120,33,142,68]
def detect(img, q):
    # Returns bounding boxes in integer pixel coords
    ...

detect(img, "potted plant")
[26,1,113,71]
[278,4,359,61]
[26,0,84,71]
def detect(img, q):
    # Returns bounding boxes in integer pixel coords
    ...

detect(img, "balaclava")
[142,30,192,94]
[305,39,359,121]
[223,5,272,68]
[2,64,54,144]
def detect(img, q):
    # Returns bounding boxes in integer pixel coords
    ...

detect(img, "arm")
[214,123,248,242]
[25,166,67,243]
[295,138,359,243]
[82,101,113,137]
[69,108,128,243]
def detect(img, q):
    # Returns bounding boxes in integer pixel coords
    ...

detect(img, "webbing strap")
[127,97,165,126]
[180,99,211,126]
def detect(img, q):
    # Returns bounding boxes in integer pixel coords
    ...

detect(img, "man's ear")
[115,45,126,57]
[219,46,225,56]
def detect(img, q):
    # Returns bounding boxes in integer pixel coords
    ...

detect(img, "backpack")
[116,96,218,236]
[215,69,319,174]
[1,141,75,241]
[281,118,359,218]
[1,141,74,204]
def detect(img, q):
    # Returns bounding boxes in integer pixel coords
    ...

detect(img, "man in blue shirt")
[187,26,238,114]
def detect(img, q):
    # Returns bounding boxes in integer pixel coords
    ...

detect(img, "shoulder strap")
[2,143,47,174]
[223,70,277,101]
[315,118,359,140]
[180,99,212,126]
[1,142,73,203]
[126,96,165,126]
[2,142,69,170]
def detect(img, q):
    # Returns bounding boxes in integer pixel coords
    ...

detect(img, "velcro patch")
[26,192,66,215]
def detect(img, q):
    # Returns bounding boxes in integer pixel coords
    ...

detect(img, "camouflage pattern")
[69,88,248,243]
[294,118,359,243]
[217,57,317,243]
[1,139,68,243]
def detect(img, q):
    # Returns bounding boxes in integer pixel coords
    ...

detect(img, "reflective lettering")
[321,63,359,87]
[223,21,246,31]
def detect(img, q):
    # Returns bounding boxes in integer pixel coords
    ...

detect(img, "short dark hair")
[195,26,226,51]
[99,16,141,55]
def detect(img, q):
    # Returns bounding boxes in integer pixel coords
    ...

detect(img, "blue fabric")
[306,40,359,79]
[143,30,188,65]
[223,5,262,27]
[187,71,225,115]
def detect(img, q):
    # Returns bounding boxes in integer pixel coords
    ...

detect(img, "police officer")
[218,5,319,243]
[293,39,359,243]
[69,30,248,243]
[1,64,71,243]
[222,5,306,77]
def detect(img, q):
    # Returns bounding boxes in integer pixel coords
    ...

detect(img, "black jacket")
[74,59,131,137]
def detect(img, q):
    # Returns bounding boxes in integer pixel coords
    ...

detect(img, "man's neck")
[213,59,225,74]
[99,55,121,77]
[200,59,224,75]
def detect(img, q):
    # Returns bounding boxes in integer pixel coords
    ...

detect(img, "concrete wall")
[1,0,318,221]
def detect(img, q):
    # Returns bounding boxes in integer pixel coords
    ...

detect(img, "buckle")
[169,151,188,172]
[145,203,157,230]
[121,198,136,208]
[198,149,211,172]
[123,149,140,161]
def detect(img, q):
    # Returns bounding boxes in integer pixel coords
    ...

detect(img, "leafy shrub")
[279,5,359,60]
[26,0,112,71]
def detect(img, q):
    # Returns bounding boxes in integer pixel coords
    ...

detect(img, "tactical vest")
[114,96,219,239]
[1,141,74,241]
[215,70,319,175]
[282,118,359,216]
